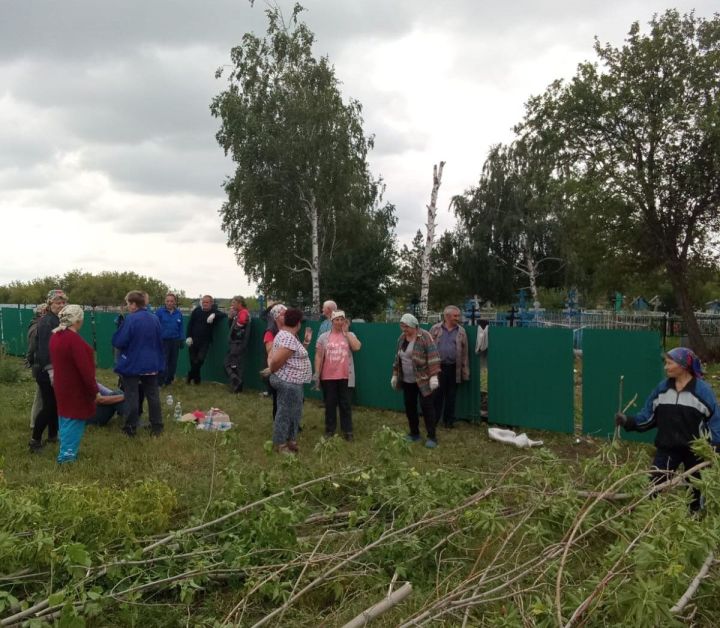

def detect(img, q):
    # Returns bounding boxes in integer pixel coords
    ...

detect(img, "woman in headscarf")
[29,289,67,452]
[615,347,720,512]
[314,310,361,440]
[390,313,441,448]
[49,305,99,463]
[267,308,312,453]
[262,303,287,420]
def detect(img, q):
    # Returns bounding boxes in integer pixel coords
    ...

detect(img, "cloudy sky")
[0,0,714,299]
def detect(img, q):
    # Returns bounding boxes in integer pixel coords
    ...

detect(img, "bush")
[0,346,23,384]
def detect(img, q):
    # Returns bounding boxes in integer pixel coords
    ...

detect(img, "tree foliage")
[520,10,720,353]
[211,3,395,314]
[0,271,183,307]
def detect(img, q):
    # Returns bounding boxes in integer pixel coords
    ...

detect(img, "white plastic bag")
[487,427,543,448]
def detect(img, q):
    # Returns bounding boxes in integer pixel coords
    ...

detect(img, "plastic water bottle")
[166,394,174,407]
[174,401,182,421]
[204,409,214,428]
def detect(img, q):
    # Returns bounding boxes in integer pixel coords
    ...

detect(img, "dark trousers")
[162,339,181,386]
[651,447,703,512]
[188,342,210,384]
[402,382,436,440]
[434,363,458,426]
[224,341,247,393]
[322,379,352,435]
[32,370,58,441]
[122,374,162,434]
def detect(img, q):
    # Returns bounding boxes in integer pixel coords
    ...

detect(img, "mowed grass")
[2,356,719,524]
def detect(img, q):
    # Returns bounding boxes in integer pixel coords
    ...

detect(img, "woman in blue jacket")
[615,347,720,511]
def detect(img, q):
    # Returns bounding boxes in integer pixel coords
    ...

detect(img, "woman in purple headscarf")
[615,347,720,511]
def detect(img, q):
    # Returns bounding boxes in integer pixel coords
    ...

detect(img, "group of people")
[20,288,720,515]
[25,289,251,461]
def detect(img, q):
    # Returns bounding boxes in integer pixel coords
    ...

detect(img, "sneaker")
[28,438,44,453]
[122,426,137,438]
[343,432,354,442]
[425,439,438,449]
[287,441,299,452]
[404,434,421,443]
[275,444,294,455]
[324,432,335,439]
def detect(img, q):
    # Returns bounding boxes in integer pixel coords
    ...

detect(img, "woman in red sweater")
[49,305,98,463]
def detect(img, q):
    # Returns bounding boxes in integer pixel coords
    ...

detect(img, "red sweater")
[50,329,98,419]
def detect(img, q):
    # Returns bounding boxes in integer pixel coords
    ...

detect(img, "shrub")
[0,346,23,384]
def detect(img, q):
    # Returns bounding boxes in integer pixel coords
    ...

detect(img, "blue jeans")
[270,374,303,445]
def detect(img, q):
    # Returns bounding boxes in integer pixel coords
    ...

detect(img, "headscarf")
[34,303,48,317]
[270,304,287,321]
[666,347,704,379]
[331,310,346,321]
[400,313,419,328]
[52,304,84,333]
[46,289,68,304]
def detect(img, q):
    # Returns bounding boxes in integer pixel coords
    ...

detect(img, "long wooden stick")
[342,582,413,628]
[671,550,715,614]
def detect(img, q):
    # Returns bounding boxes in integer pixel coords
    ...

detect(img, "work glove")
[390,375,398,389]
[429,375,439,391]
[614,412,627,427]
[207,313,216,324]
[185,337,193,347]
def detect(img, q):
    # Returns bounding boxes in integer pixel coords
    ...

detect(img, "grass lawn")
[2,356,720,626]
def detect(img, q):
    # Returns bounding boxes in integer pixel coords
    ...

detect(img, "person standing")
[267,308,312,453]
[391,313,441,448]
[314,311,361,440]
[29,289,67,452]
[615,347,720,512]
[263,303,287,419]
[225,296,251,393]
[49,305,98,463]
[318,300,337,335]
[185,295,227,385]
[430,305,470,428]
[25,303,48,429]
[112,291,165,437]
[155,292,185,386]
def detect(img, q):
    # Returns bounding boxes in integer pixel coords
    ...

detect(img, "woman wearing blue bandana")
[615,347,720,511]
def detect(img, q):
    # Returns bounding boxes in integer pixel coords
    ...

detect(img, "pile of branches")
[1,429,720,626]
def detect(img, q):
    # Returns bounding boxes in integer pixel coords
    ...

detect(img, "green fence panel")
[1,307,28,356]
[94,312,118,370]
[487,327,575,433]
[78,312,94,349]
[582,329,663,443]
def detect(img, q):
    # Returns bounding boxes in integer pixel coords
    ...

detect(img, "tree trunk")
[419,161,445,323]
[666,260,708,358]
[310,197,321,315]
[524,242,539,306]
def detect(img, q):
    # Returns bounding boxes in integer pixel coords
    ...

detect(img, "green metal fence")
[487,327,576,433]
[581,329,663,443]
[0,307,667,437]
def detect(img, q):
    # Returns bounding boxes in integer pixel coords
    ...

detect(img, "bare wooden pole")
[418,161,445,323]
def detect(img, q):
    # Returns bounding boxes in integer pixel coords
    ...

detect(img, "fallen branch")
[670,550,715,615]
[342,582,413,628]
[143,469,359,554]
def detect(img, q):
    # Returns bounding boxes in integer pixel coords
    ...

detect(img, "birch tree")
[211,3,381,313]
[418,162,445,322]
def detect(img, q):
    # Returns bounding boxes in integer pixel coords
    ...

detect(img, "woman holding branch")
[615,347,720,511]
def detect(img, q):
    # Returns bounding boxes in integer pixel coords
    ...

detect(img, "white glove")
[185,337,193,347]
[429,375,439,391]
[207,313,216,324]
[391,375,398,389]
